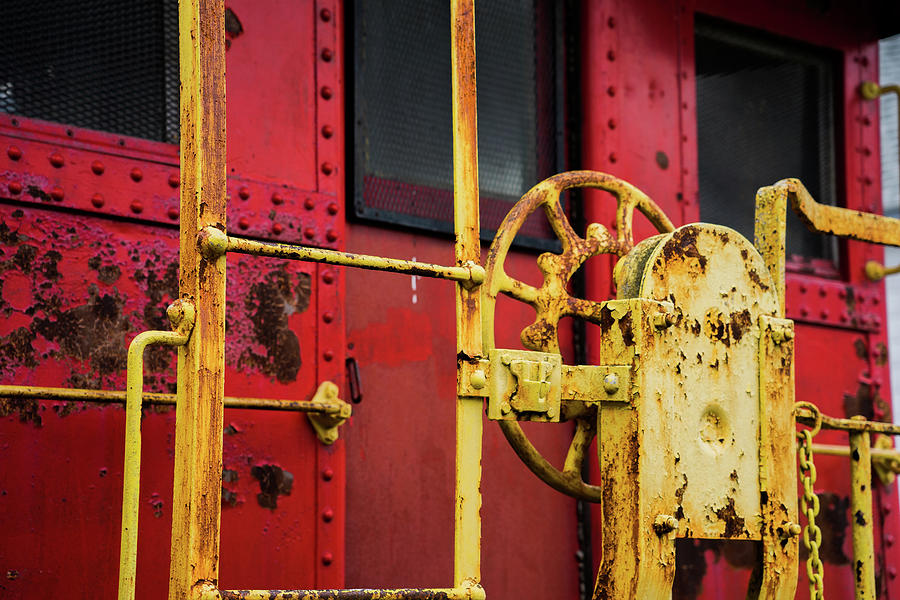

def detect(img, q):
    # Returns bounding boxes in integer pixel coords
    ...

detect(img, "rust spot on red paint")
[236,268,310,383]
[251,464,294,509]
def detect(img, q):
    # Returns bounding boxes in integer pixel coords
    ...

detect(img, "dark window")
[695,17,839,273]
[0,0,179,144]
[352,0,565,249]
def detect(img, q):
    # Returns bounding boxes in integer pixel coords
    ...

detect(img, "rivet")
[50,186,65,201]
[326,230,338,242]
[238,217,250,230]
[607,86,616,97]
[49,152,65,168]
[130,199,143,213]
[607,16,616,28]
[787,523,802,537]
[321,48,334,62]
[323,350,334,361]
[607,49,616,61]
[238,186,250,200]
[7,146,22,160]
[322,125,334,138]
[91,193,105,208]
[873,296,880,305]
[860,56,870,68]
[840,311,849,323]
[890,566,898,580]
[470,370,487,390]
[323,271,335,284]
[320,7,332,21]
[874,316,882,327]
[167,206,179,220]
[322,508,334,522]
[863,116,872,126]
[130,167,143,182]
[8,182,22,195]
[800,306,809,318]
[818,285,826,297]
[603,373,619,394]
[91,160,105,175]
[321,552,333,566]
[322,467,334,481]
[838,289,847,299]
[321,86,333,100]
[321,162,334,175]
[327,202,339,215]
[305,197,316,210]
[271,192,284,205]
[820,309,829,319]
[887,534,895,547]
[272,222,284,235]
[608,153,618,163]
[323,312,334,323]
[863,147,872,157]
[168,172,180,188]
[682,102,688,109]
[885,502,893,515]
[607,119,617,129]
[799,284,808,294]
[304,227,316,239]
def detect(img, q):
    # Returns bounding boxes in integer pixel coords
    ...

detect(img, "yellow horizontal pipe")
[205,587,486,600]
[204,227,484,284]
[812,443,900,464]
[0,384,345,414]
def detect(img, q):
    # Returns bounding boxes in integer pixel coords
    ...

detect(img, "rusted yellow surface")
[849,422,875,600]
[450,0,484,589]
[168,0,228,597]
[478,170,672,502]
[755,178,900,313]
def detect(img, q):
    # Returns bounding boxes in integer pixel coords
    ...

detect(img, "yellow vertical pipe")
[168,0,227,598]
[451,0,483,589]
[117,330,189,600]
[849,424,875,600]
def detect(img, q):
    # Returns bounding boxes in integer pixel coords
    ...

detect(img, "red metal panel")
[0,0,346,596]
[342,224,580,597]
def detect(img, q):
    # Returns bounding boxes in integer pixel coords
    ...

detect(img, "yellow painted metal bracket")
[306,381,352,445]
[755,178,900,314]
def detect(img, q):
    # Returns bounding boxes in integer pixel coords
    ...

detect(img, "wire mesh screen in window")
[354,0,560,248]
[0,0,180,144]
[695,18,838,269]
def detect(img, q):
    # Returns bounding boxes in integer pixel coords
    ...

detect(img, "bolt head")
[603,373,619,395]
[470,370,487,390]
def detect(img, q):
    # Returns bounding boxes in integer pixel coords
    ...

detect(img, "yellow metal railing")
[164,1,486,599]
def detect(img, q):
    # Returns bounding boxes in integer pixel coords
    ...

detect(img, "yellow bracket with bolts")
[306,381,352,445]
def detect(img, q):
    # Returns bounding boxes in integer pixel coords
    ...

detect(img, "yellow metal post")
[849,422,875,600]
[117,327,191,600]
[168,0,227,598]
[451,0,483,591]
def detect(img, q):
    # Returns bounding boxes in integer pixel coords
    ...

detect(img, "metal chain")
[798,428,825,600]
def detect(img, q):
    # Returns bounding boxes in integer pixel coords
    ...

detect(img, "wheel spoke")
[499,273,540,305]
[563,417,597,476]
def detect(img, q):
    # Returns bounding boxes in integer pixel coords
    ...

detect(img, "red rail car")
[1,1,899,598]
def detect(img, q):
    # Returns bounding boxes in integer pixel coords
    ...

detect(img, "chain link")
[798,428,824,600]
